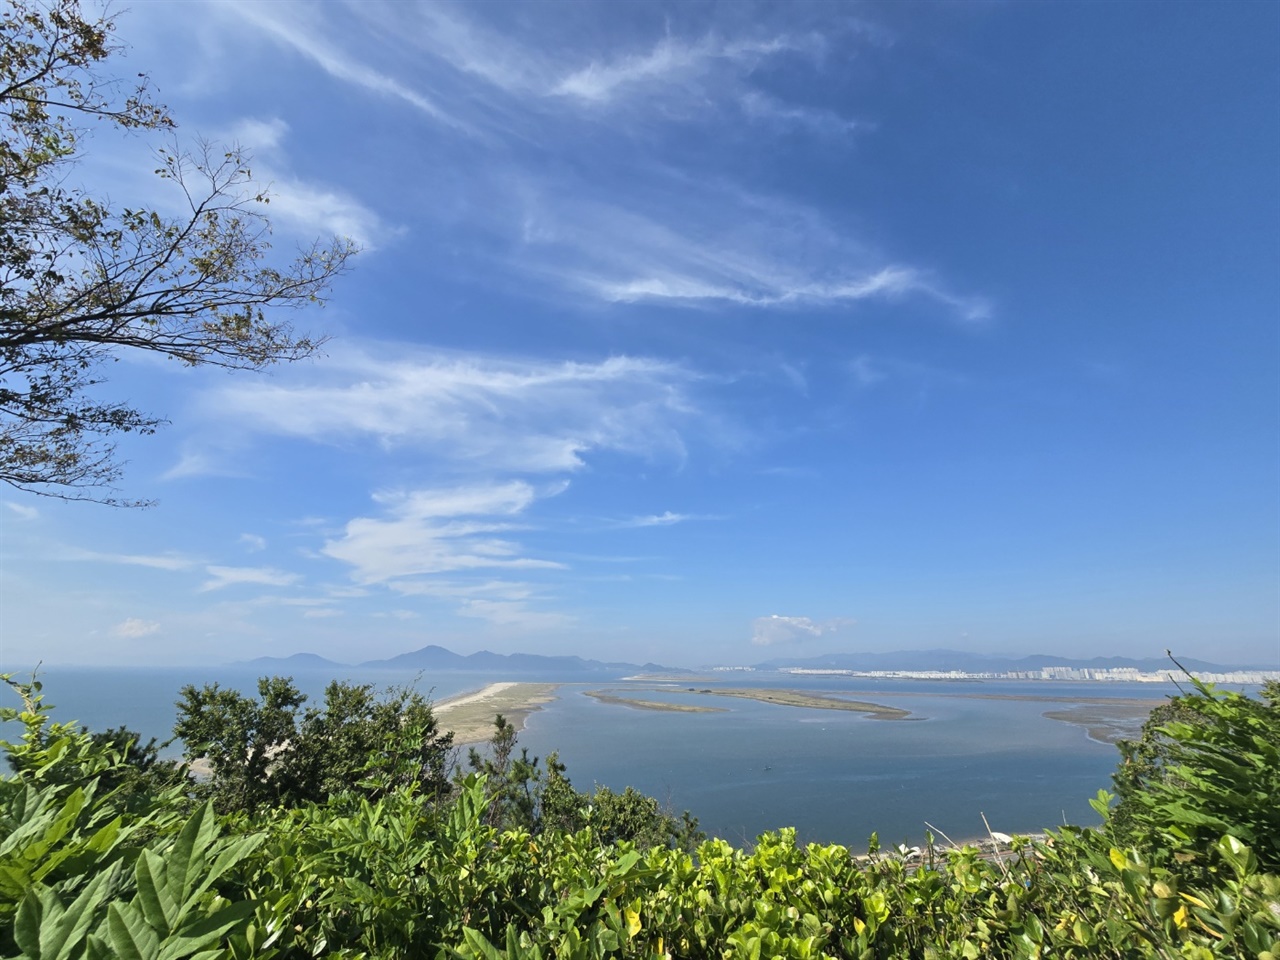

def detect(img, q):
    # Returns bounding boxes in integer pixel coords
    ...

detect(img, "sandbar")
[433,682,561,744]
[698,688,912,719]
[585,690,726,713]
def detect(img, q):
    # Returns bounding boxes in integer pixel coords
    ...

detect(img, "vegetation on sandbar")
[702,687,913,719]
[584,690,727,713]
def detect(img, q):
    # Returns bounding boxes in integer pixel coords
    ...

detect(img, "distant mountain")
[751,649,1255,673]
[358,643,672,676]
[233,652,349,669]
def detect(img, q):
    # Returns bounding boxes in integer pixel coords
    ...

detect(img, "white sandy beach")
[434,681,519,714]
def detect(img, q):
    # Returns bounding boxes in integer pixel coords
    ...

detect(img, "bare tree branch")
[0,0,357,503]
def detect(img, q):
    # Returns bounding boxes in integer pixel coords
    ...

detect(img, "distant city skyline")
[2,1,1277,669]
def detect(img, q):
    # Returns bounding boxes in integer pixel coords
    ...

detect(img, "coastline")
[433,681,561,745]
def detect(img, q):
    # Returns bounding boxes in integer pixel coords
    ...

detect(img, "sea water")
[2,666,1188,849]
[515,677,1160,848]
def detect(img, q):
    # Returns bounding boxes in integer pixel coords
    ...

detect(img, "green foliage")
[468,718,703,851]
[467,715,540,832]
[173,677,454,814]
[4,674,1278,960]
[0,676,262,960]
[1112,674,1280,873]
[0,0,355,503]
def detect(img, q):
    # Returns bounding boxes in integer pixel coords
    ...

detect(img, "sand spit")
[433,682,561,745]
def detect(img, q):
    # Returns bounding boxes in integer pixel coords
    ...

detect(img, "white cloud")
[111,618,161,639]
[739,91,861,139]
[226,116,290,153]
[239,533,267,552]
[323,482,565,585]
[201,565,303,592]
[261,174,392,249]
[302,608,343,619]
[219,116,392,248]
[64,548,197,571]
[4,502,39,521]
[618,511,693,528]
[228,2,468,131]
[511,182,990,322]
[751,614,852,646]
[552,34,822,104]
[185,6,985,322]
[192,347,704,475]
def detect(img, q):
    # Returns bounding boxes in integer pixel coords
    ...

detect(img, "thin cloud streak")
[552,33,824,104]
[63,548,198,571]
[189,347,705,476]
[616,511,702,528]
[201,565,303,592]
[204,4,986,322]
[228,2,470,132]
[512,183,990,322]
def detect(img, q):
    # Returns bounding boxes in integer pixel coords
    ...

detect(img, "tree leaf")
[156,901,254,960]
[135,851,176,935]
[107,902,159,960]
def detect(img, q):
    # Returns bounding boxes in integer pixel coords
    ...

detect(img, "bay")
[2,665,1195,850]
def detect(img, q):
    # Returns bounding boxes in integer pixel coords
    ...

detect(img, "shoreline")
[433,681,561,745]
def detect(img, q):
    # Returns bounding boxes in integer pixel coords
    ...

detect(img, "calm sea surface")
[3,665,1213,850]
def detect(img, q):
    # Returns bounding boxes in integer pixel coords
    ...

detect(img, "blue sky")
[2,1,1277,668]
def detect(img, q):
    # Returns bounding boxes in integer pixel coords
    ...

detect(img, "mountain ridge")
[234,645,1265,675]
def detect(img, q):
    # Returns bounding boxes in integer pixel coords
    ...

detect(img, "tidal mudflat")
[584,690,725,713]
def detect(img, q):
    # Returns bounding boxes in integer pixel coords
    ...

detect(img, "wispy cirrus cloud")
[63,548,198,571]
[509,181,990,322]
[4,502,39,521]
[185,346,707,476]
[616,511,698,528]
[201,565,303,592]
[739,91,861,139]
[552,33,824,104]
[225,2,468,132]
[181,4,985,322]
[221,117,394,248]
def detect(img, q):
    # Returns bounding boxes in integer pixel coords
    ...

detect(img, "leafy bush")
[174,677,454,814]
[1111,675,1280,873]
[2,672,1278,960]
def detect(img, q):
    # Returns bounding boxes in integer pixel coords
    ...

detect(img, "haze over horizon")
[2,2,1277,670]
